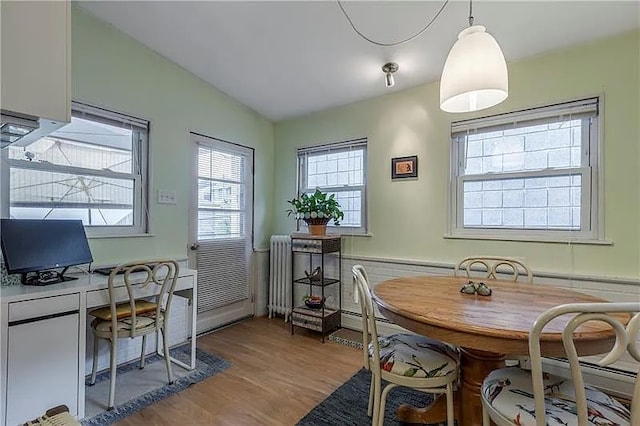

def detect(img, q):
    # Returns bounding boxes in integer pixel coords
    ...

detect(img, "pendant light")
[440,0,508,113]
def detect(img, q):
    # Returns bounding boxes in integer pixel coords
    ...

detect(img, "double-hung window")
[296,138,367,234]
[449,98,601,241]
[3,102,149,236]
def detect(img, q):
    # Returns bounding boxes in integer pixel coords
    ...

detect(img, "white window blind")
[5,101,149,236]
[196,143,248,240]
[449,98,601,241]
[297,138,368,234]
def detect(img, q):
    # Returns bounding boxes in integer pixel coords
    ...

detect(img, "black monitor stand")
[21,266,79,286]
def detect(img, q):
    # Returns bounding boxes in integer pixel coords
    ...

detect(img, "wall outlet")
[157,190,177,205]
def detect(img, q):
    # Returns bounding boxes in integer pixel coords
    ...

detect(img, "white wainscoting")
[254,248,270,318]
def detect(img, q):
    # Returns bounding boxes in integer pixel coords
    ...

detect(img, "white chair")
[482,302,639,426]
[88,259,179,410]
[456,256,534,368]
[454,256,533,283]
[352,265,459,426]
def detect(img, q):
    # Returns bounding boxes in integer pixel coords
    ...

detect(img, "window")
[196,139,252,240]
[449,98,600,241]
[3,102,149,236]
[297,138,367,234]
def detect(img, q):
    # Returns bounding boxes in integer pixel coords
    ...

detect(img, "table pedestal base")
[394,348,505,426]
[460,348,506,425]
[396,392,457,425]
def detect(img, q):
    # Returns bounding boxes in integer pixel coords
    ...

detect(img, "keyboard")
[93,264,157,276]
[93,267,123,276]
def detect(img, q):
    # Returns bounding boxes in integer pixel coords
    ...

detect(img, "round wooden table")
[372,276,620,426]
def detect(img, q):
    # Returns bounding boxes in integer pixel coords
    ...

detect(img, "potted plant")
[286,188,344,236]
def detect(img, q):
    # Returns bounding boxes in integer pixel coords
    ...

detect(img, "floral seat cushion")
[368,333,459,378]
[482,367,631,426]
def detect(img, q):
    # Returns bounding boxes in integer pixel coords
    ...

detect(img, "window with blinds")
[297,138,368,234]
[4,102,148,236]
[449,98,601,241]
[196,144,248,240]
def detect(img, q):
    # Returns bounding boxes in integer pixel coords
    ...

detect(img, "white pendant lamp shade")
[440,25,508,113]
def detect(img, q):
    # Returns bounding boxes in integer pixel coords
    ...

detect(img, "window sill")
[337,232,373,237]
[87,233,155,239]
[297,232,373,237]
[443,233,612,245]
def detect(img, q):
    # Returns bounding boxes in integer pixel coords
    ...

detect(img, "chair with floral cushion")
[88,259,179,410]
[454,256,533,283]
[352,265,459,426]
[481,302,639,426]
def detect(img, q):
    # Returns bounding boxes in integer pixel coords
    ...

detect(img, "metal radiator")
[268,235,292,321]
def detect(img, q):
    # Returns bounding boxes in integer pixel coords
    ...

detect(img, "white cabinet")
[0,0,71,123]
[3,294,82,426]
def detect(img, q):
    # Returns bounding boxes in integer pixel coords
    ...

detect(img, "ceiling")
[79,1,639,122]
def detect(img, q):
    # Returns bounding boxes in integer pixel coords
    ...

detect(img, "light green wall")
[273,31,640,280]
[72,6,275,265]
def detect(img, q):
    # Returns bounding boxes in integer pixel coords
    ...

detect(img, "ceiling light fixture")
[439,0,508,113]
[382,62,399,88]
[337,1,450,89]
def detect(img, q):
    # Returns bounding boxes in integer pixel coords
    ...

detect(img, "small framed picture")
[391,155,418,179]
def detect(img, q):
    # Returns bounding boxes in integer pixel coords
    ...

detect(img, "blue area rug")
[297,368,446,426]
[82,345,230,425]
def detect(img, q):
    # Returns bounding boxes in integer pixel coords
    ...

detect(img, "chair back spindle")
[353,265,380,375]
[455,256,533,283]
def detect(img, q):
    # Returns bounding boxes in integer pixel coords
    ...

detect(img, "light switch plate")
[157,190,177,205]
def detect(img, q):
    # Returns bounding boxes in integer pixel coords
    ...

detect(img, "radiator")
[268,235,292,321]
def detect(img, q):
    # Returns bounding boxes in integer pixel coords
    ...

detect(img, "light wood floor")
[117,317,363,425]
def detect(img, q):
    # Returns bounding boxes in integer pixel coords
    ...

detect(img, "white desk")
[0,268,197,426]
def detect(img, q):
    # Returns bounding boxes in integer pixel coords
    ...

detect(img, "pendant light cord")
[337,0,450,47]
[468,0,474,26]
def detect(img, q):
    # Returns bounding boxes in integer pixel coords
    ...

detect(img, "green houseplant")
[286,189,344,235]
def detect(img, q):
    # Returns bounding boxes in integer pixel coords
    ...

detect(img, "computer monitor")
[0,219,93,286]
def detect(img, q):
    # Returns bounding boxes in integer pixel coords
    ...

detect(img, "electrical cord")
[337,0,450,47]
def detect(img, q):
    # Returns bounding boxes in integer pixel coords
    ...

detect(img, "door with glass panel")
[190,133,254,333]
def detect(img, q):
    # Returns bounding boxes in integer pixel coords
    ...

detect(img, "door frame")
[188,132,255,333]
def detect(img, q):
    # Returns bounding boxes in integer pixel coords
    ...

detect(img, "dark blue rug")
[297,368,445,426]
[82,345,231,425]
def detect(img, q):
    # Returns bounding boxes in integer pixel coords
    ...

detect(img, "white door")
[190,133,254,333]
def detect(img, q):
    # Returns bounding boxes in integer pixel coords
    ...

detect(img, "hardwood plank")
[116,317,362,425]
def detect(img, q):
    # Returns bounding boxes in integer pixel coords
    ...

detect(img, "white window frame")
[1,101,149,237]
[448,97,603,243]
[193,134,254,242]
[296,138,368,235]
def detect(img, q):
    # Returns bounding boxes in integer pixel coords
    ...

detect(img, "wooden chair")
[88,259,179,410]
[352,265,459,426]
[454,256,533,283]
[482,302,639,426]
